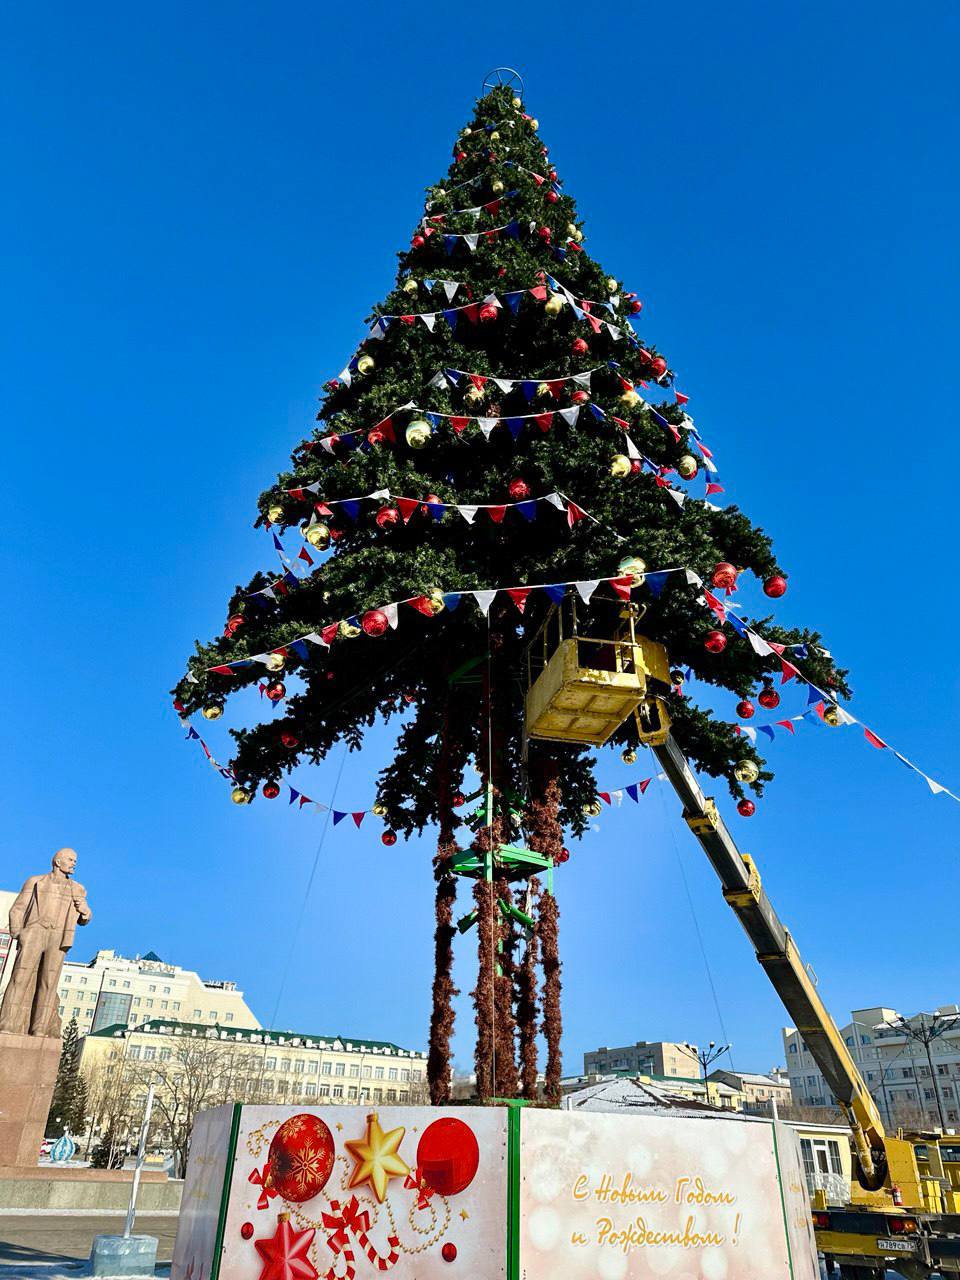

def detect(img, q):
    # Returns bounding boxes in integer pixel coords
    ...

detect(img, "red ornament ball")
[538,225,552,242]
[452,792,466,807]
[651,356,668,378]
[266,1113,334,1202]
[711,561,738,591]
[441,1243,458,1263]
[764,574,788,599]
[382,830,397,846]
[280,732,299,748]
[411,235,425,248]
[758,686,780,710]
[736,700,755,720]
[376,505,400,529]
[367,428,385,446]
[629,299,643,314]
[571,337,589,355]
[241,1222,254,1241]
[478,302,498,322]
[417,1117,480,1197]
[265,682,286,702]
[571,389,590,403]
[704,630,727,654]
[225,613,244,636]
[549,169,558,181]
[558,849,570,864]
[508,478,530,500]
[456,151,466,162]
[262,782,280,800]
[546,190,558,203]
[362,609,389,638]
[421,493,442,516]
[737,799,756,818]
[630,459,642,474]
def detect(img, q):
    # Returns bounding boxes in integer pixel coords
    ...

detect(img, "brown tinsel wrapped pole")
[515,877,541,1099]
[427,718,463,1105]
[530,757,564,1104]
[493,878,519,1098]
[472,875,496,1101]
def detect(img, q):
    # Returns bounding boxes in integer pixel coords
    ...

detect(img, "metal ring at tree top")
[482,67,524,99]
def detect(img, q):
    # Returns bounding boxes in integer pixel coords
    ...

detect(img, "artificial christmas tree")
[175,79,848,1101]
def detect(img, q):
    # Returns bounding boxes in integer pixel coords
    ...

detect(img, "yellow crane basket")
[524,599,672,747]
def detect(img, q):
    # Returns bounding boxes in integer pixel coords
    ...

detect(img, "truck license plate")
[876,1237,917,1253]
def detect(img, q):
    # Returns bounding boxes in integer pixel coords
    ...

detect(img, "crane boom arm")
[652,734,888,1189]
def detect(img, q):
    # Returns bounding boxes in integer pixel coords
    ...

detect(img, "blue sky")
[3,2,958,1078]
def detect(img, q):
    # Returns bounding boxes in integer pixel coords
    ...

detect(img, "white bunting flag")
[457,505,479,524]
[624,434,641,460]
[428,371,447,389]
[684,570,703,587]
[338,367,352,387]
[607,324,622,341]
[442,280,459,301]
[477,419,497,440]
[665,488,687,507]
[493,378,513,393]
[382,603,399,630]
[472,590,497,615]
[575,580,600,603]
[747,632,774,658]
[558,406,581,426]
[572,373,592,387]
[463,233,479,252]
[420,313,437,332]
[740,726,757,743]
[543,493,565,511]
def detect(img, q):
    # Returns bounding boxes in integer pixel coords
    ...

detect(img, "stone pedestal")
[0,1032,61,1167]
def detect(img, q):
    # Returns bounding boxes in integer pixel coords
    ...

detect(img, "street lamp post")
[680,1041,731,1090]
[879,1013,960,1131]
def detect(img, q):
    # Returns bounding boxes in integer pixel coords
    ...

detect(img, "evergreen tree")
[175,82,846,1099]
[46,1018,86,1139]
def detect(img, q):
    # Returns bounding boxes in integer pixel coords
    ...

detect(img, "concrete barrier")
[0,1166,183,1212]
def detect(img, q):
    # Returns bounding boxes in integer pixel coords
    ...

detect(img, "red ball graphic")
[382,830,397,846]
[266,1113,334,1203]
[441,1242,458,1262]
[758,686,780,710]
[738,799,756,818]
[262,783,281,800]
[417,1117,480,1197]
[704,630,727,654]
[241,1222,254,1240]
[764,574,788,598]
[736,700,755,720]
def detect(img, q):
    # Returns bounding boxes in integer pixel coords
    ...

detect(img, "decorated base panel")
[171,1105,507,1280]
[171,1105,817,1280]
[518,1109,818,1280]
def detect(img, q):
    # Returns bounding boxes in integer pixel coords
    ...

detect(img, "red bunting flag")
[619,376,633,391]
[639,778,652,794]
[450,416,470,434]
[315,503,333,516]
[462,303,480,325]
[566,501,587,527]
[488,506,507,524]
[776,720,796,733]
[546,379,565,398]
[321,623,339,646]
[469,374,487,390]
[610,576,634,601]
[767,641,786,655]
[289,487,305,501]
[780,659,798,683]
[400,314,415,325]
[706,482,724,495]
[507,587,531,613]
[298,547,314,565]
[378,418,395,443]
[210,665,234,675]
[298,795,312,807]
[484,228,499,243]
[598,791,611,805]
[535,412,554,431]
[408,596,437,617]
[529,285,548,301]
[352,812,366,828]
[698,442,714,459]
[531,172,545,186]
[864,728,887,749]
[396,498,419,523]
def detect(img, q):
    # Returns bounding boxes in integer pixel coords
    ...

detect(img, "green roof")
[87,1016,424,1056]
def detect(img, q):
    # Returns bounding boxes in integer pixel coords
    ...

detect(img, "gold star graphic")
[336,1123,343,1132]
[460,1208,470,1221]
[344,1112,409,1203]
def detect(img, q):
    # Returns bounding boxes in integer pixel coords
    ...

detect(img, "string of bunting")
[424,162,560,210]
[284,489,593,529]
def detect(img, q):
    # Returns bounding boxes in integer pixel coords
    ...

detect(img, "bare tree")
[131,1038,232,1178]
[83,1046,137,1164]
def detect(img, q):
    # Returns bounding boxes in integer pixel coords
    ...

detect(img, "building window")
[294,1061,305,1074]
[159,1048,171,1061]
[375,1067,384,1080]
[265,1056,277,1070]
[161,1001,168,1010]
[333,1086,343,1099]
[387,1089,397,1102]
[209,1011,217,1020]
[193,1009,202,1019]
[321,1062,332,1076]
[72,1007,80,1018]
[305,1083,317,1097]
[163,986,170,995]
[319,1084,330,1097]
[334,1063,346,1077]
[348,1087,358,1100]
[143,1047,156,1061]
[362,1066,372,1079]
[225,1012,234,1023]
[149,985,156,993]
[349,1064,360,1078]
[307,1062,318,1075]
[128,1046,141,1060]
[123,980,131,989]
[788,1044,798,1053]
[401,1070,410,1082]
[388,1068,398,1081]
[374,1089,383,1102]
[173,1002,180,1011]
[279,1060,290,1073]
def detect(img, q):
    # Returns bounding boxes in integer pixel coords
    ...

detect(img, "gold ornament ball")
[462,127,472,136]
[264,652,285,673]
[618,555,646,585]
[402,278,418,294]
[406,420,432,449]
[513,96,522,108]
[356,354,375,375]
[621,747,638,765]
[610,454,632,478]
[464,385,484,405]
[734,759,760,784]
[267,504,284,524]
[544,293,565,317]
[529,118,539,131]
[231,787,250,805]
[372,802,388,817]
[582,799,602,817]
[823,703,842,727]
[201,705,222,721]
[536,381,552,398]
[619,389,640,408]
[305,523,331,550]
[491,179,504,194]
[678,454,699,479]
[606,277,618,293]
[339,619,361,639]
[490,130,500,141]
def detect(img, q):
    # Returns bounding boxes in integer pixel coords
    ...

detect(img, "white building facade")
[783,1005,960,1129]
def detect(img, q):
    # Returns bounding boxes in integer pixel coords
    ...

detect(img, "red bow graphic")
[321,1197,371,1254]
[404,1167,436,1212]
[247,1164,276,1211]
